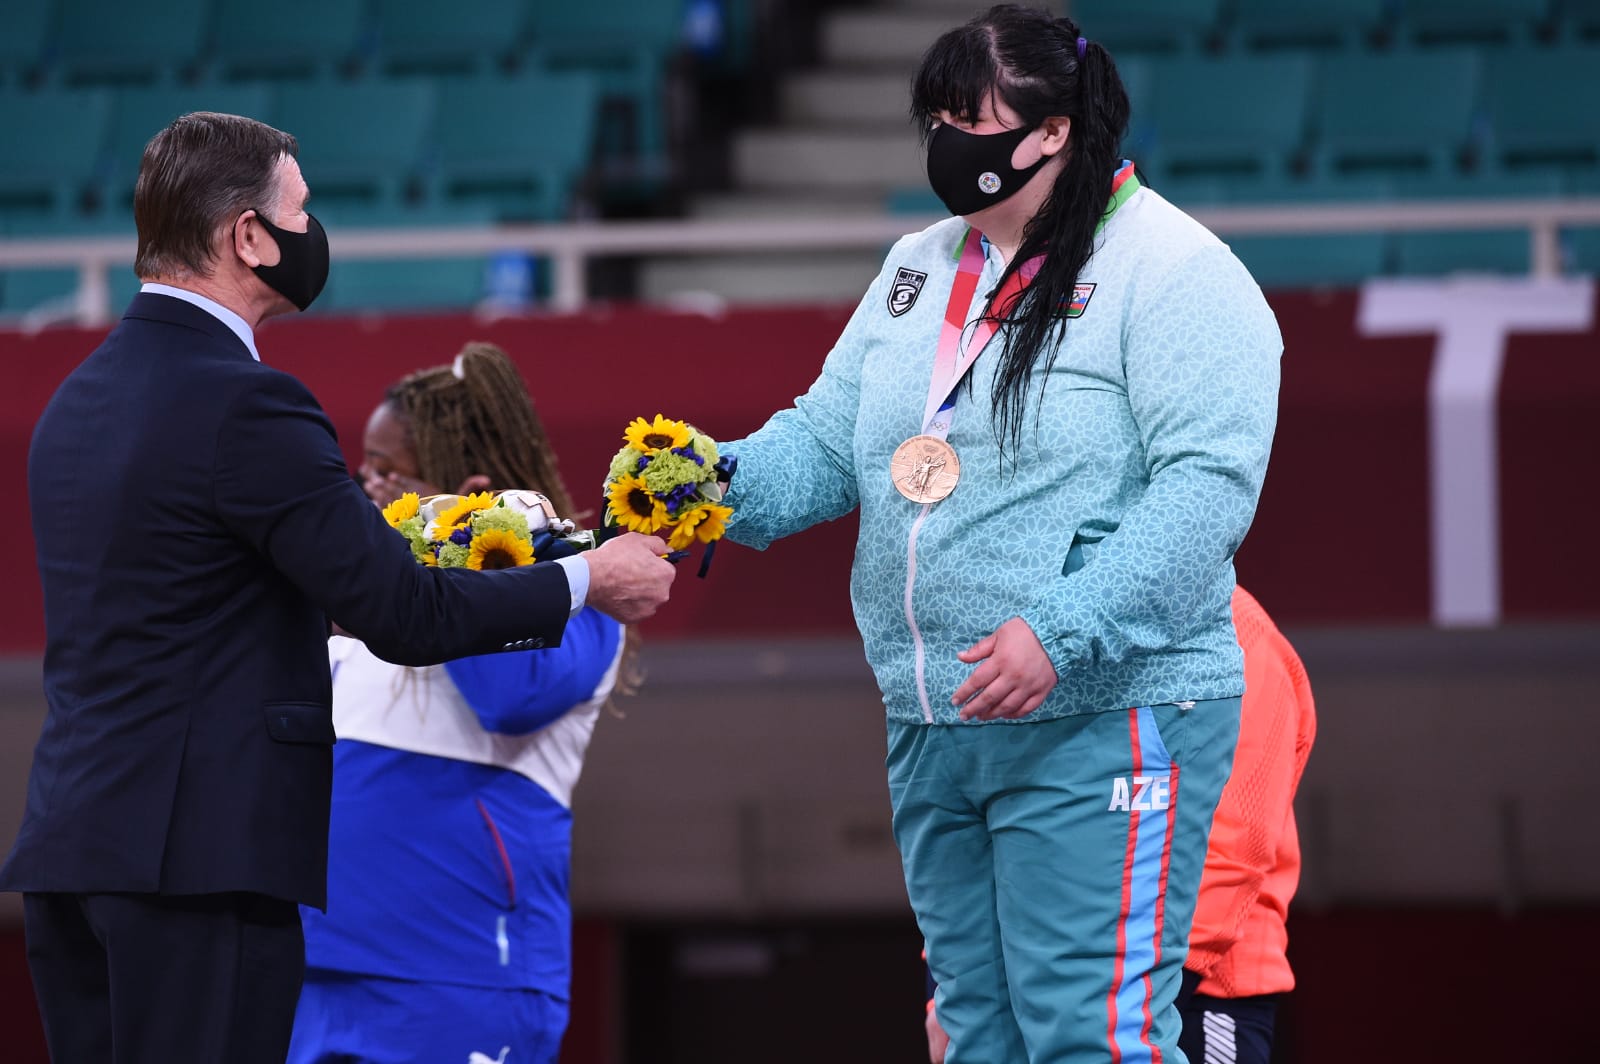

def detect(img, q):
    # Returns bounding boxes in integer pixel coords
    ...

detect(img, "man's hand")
[583,532,677,623]
[952,616,1059,721]
[925,1003,949,1064]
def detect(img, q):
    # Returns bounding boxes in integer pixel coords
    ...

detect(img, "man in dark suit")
[0,112,677,1062]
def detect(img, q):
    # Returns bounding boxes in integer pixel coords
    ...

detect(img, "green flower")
[437,543,471,568]
[470,507,532,541]
[608,446,648,482]
[640,451,706,495]
[688,429,719,467]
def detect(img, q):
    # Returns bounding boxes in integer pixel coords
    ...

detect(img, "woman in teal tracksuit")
[721,7,1281,1062]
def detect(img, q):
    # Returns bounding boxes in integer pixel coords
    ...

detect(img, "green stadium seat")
[0,89,110,213]
[1312,49,1481,176]
[0,210,136,320]
[1146,55,1311,180]
[1229,172,1398,201]
[274,80,435,205]
[1392,170,1566,198]
[100,85,275,200]
[1565,227,1600,273]
[0,0,53,83]
[53,0,209,85]
[1356,174,1557,281]
[1225,233,1392,288]
[1117,56,1156,162]
[1143,174,1231,207]
[1393,229,1532,274]
[320,258,489,314]
[1391,170,1558,276]
[373,0,529,76]
[208,0,366,81]
[1401,0,1551,45]
[526,1,685,182]
[886,187,947,216]
[1483,46,1600,174]
[430,72,601,218]
[1560,0,1600,39]
[1072,0,1223,53]
[1227,0,1389,52]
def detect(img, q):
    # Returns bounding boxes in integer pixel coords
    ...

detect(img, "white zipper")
[905,502,935,723]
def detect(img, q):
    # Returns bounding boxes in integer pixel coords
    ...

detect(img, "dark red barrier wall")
[2,288,1597,653]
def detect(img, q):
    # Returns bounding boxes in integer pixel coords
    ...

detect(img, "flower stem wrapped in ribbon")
[604,415,733,567]
[383,488,594,569]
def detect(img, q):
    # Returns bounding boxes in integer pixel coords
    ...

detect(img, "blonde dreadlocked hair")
[384,341,641,695]
[385,342,581,523]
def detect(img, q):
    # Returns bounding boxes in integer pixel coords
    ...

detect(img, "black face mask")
[250,209,329,311]
[925,122,1049,218]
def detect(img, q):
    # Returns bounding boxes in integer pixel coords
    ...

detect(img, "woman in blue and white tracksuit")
[288,344,628,1064]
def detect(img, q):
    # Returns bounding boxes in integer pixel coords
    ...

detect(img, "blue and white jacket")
[300,607,623,996]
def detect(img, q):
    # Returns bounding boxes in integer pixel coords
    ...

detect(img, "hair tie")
[451,353,467,380]
[1077,36,1087,60]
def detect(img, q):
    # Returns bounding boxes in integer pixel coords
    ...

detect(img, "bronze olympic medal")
[890,435,961,504]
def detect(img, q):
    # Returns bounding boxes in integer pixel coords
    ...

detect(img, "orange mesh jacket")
[1185,587,1317,998]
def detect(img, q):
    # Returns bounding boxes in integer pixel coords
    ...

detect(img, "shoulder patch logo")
[888,267,928,317]
[1062,282,1096,319]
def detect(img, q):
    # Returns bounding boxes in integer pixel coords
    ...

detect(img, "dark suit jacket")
[0,293,572,907]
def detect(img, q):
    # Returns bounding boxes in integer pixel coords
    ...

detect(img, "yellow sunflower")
[667,502,733,550]
[467,527,535,570]
[381,492,420,528]
[606,473,668,533]
[431,491,497,540]
[624,414,691,454]
[690,503,732,545]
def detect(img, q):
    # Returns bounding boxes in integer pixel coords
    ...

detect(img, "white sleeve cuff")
[552,555,590,616]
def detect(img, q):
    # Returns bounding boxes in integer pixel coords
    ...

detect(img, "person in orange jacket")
[925,586,1316,1064]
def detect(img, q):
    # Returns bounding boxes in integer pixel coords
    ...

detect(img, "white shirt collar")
[139,282,261,361]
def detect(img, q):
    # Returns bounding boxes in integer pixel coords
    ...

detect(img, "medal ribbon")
[921,230,1041,436]
[919,160,1138,437]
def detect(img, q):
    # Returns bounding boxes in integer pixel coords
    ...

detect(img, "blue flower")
[450,526,474,546]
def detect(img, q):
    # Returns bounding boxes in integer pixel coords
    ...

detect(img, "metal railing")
[2,197,1599,326]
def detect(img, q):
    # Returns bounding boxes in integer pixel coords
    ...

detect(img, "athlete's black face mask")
[925,121,1049,218]
[249,209,328,312]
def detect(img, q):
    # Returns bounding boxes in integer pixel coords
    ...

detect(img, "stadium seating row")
[0,0,689,84]
[0,74,606,221]
[1122,45,1600,182]
[1075,0,1600,52]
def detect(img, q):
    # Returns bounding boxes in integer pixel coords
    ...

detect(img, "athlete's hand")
[926,1003,949,1063]
[363,470,437,508]
[952,617,1058,721]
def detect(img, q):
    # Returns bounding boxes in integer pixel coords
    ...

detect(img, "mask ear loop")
[1076,36,1087,60]
[452,353,467,380]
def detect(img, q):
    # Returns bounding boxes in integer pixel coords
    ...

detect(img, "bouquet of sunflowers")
[381,414,734,574]
[381,489,593,570]
[603,414,733,552]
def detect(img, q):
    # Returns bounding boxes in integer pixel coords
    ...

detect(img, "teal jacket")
[724,182,1282,725]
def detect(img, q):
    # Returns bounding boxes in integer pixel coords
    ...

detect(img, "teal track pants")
[888,699,1240,1064]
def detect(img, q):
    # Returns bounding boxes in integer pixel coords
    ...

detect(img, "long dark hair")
[910,4,1131,458]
